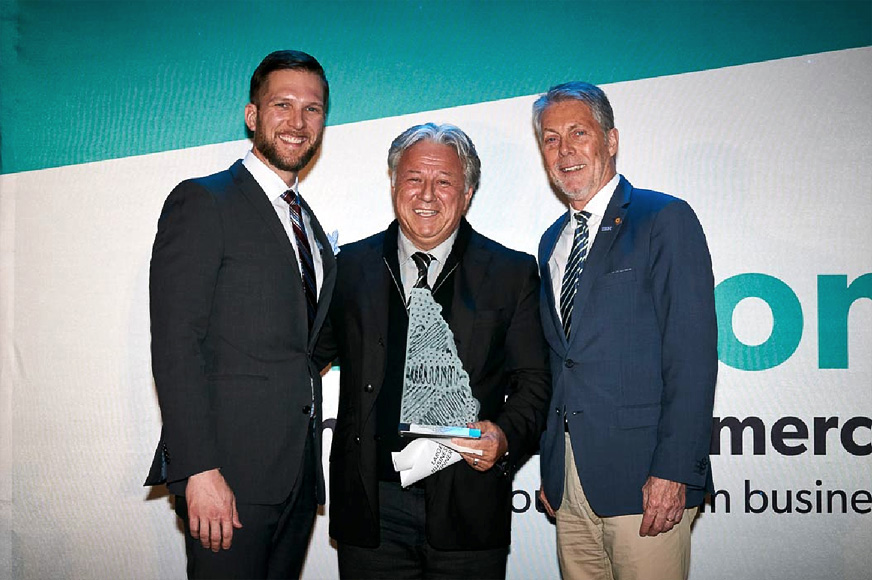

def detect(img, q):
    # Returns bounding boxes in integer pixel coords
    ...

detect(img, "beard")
[253,130,323,174]
[552,177,592,203]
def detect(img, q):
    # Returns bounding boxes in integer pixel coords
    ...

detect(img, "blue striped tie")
[282,190,318,332]
[559,211,591,339]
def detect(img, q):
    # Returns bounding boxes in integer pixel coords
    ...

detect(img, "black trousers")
[175,427,318,579]
[337,481,509,580]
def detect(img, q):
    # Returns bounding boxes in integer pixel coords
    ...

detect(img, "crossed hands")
[185,468,243,552]
[451,420,508,472]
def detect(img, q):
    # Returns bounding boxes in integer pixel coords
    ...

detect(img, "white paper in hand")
[391,438,483,487]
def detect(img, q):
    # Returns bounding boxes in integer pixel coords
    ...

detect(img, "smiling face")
[540,99,618,210]
[245,69,326,185]
[391,141,474,251]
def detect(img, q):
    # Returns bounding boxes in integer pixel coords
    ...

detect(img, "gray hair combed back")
[532,81,615,141]
[387,123,482,193]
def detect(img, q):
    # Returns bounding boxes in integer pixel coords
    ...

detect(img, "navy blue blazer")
[538,176,717,516]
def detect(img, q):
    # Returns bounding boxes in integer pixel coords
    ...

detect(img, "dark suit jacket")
[314,219,550,550]
[145,160,336,505]
[538,176,717,517]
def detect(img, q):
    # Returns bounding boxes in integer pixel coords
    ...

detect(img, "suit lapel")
[232,160,338,347]
[568,177,632,341]
[539,212,571,350]
[382,221,404,303]
[298,194,337,347]
[357,225,396,425]
[442,220,485,365]
[231,161,312,341]
[230,161,301,273]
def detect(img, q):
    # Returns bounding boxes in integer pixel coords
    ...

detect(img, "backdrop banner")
[1,48,869,579]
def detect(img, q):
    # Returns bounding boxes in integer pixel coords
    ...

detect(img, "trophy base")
[398,423,481,439]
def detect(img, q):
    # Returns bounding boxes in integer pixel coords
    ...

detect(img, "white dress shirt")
[549,173,620,322]
[397,228,458,300]
[243,150,325,297]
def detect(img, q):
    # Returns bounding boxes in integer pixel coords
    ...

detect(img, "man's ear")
[463,187,474,213]
[607,127,619,158]
[244,103,258,133]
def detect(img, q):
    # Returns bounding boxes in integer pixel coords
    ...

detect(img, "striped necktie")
[281,190,318,332]
[559,211,591,339]
[411,252,434,291]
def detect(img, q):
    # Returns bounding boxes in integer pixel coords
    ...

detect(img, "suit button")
[364,384,374,393]
[565,359,575,368]
[302,405,312,415]
[355,436,360,444]
[377,337,385,347]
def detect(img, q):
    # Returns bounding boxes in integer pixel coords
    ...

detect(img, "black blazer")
[314,219,550,550]
[145,160,336,505]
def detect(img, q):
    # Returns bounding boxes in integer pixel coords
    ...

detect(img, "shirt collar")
[397,227,458,267]
[575,173,619,219]
[242,149,299,200]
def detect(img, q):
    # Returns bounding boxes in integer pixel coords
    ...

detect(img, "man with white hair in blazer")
[535,81,718,580]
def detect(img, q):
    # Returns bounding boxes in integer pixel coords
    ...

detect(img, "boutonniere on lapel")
[326,230,340,256]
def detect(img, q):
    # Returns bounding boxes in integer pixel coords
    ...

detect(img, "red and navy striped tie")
[282,190,318,332]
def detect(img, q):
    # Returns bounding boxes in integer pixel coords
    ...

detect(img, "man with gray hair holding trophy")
[314,122,551,579]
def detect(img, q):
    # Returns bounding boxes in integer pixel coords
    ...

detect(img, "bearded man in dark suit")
[146,50,336,579]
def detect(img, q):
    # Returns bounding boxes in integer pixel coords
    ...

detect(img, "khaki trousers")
[556,434,697,580]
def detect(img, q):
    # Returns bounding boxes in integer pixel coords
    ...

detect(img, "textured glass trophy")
[398,288,481,439]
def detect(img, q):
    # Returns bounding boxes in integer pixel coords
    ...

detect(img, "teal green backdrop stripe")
[1,1,869,174]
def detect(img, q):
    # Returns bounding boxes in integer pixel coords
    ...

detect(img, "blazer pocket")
[597,268,635,287]
[617,404,661,429]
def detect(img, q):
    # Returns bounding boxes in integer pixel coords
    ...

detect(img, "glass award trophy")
[398,288,481,439]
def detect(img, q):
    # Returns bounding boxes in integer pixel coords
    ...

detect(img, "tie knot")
[411,252,434,290]
[574,210,592,225]
[411,252,433,274]
[281,190,299,207]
